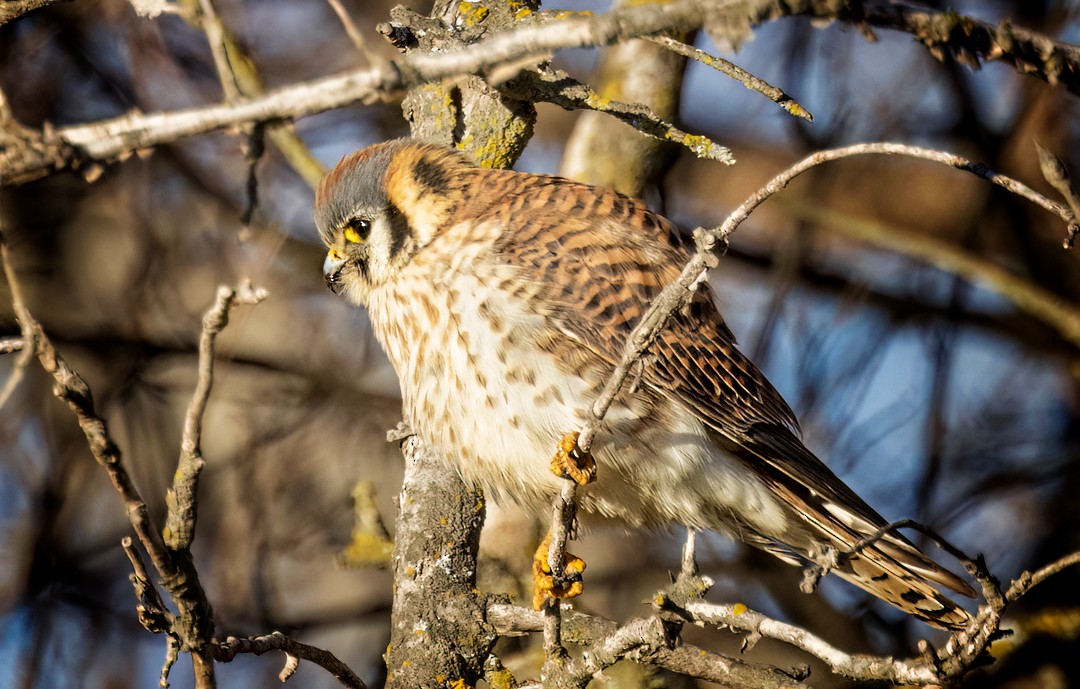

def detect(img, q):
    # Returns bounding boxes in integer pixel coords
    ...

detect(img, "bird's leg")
[533,431,595,610]
[549,431,596,486]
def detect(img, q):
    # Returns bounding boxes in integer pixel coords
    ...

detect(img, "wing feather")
[482,171,974,626]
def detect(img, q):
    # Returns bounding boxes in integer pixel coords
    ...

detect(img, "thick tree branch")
[0,0,68,26]
[384,431,495,689]
[489,602,810,689]
[7,0,1074,185]
[766,0,1080,94]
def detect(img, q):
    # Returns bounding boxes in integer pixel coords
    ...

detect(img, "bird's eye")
[343,218,371,244]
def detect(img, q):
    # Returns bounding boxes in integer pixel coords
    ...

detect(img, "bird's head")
[314,139,466,302]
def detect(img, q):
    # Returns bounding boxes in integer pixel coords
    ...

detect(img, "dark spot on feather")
[611,195,627,216]
[871,573,889,582]
[412,157,450,196]
[387,204,410,260]
[900,590,926,604]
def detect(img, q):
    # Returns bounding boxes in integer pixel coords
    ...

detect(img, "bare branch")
[1007,550,1080,599]
[0,0,68,26]
[164,282,267,551]
[213,632,367,689]
[191,0,241,101]
[3,238,357,687]
[509,66,733,165]
[673,594,940,684]
[1,233,219,686]
[716,142,1076,242]
[489,602,811,689]
[0,329,33,409]
[770,0,1080,95]
[1035,141,1080,248]
[325,0,383,66]
[121,536,173,635]
[0,337,24,354]
[5,1,1079,185]
[645,35,812,121]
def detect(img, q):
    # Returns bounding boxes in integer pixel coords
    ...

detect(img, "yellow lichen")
[458,1,489,27]
[733,602,748,616]
[338,532,394,568]
[585,93,611,110]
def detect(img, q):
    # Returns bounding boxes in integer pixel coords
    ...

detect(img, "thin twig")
[214,632,367,689]
[645,34,812,121]
[0,337,24,354]
[1035,141,1080,248]
[121,536,173,634]
[195,0,241,101]
[325,0,382,65]
[680,528,698,579]
[164,282,267,551]
[0,331,33,409]
[717,142,1077,242]
[834,518,997,605]
[510,66,735,164]
[1,233,220,687]
[2,236,170,575]
[161,636,182,689]
[239,122,265,231]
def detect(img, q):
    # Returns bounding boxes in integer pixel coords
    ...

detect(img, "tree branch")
[0,0,68,26]
[5,0,1078,185]
[489,602,810,689]
[213,632,367,689]
[163,283,267,551]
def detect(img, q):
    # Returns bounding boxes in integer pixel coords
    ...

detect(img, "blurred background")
[1,0,1079,687]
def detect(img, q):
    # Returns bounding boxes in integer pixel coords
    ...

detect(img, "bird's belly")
[368,269,789,535]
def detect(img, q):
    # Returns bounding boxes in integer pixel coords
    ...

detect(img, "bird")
[315,138,976,628]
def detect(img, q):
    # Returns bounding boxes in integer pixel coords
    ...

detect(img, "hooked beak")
[323,249,345,294]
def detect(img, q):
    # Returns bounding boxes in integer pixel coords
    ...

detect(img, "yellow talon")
[532,533,587,610]
[549,431,596,486]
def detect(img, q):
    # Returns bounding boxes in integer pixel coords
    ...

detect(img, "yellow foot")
[549,431,596,486]
[532,532,587,610]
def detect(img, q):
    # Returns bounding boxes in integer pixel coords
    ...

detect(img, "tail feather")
[724,425,977,630]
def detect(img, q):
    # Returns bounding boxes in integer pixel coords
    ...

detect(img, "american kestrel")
[315,139,976,628]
